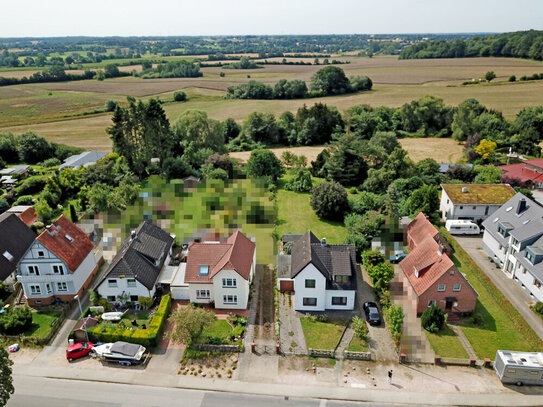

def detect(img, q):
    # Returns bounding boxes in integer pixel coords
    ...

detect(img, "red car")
[66,341,94,362]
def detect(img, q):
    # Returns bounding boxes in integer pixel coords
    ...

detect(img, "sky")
[1,0,542,37]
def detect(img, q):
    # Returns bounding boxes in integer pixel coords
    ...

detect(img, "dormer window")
[2,251,13,262]
[525,246,543,265]
[199,265,209,276]
[65,234,73,242]
[498,222,514,238]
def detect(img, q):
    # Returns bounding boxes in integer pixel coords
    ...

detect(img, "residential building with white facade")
[96,220,174,304]
[17,215,99,306]
[440,183,516,223]
[183,230,256,310]
[482,193,543,301]
[278,231,357,312]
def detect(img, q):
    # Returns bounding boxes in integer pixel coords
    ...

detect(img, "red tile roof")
[400,236,454,296]
[500,160,543,184]
[184,230,255,283]
[407,212,439,247]
[36,215,94,272]
[17,207,38,226]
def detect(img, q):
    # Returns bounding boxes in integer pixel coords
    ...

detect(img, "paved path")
[454,235,543,342]
[279,292,308,354]
[449,324,477,359]
[335,327,354,360]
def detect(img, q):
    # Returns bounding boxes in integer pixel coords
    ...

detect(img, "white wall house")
[96,220,174,305]
[17,215,97,306]
[482,193,543,302]
[440,184,516,222]
[289,231,357,312]
[184,230,256,310]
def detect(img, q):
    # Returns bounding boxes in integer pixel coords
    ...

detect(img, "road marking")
[319,399,327,407]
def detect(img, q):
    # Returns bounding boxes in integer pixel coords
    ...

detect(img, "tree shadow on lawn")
[459,300,496,332]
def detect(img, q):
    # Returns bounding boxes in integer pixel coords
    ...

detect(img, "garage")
[170,263,190,300]
[279,280,294,292]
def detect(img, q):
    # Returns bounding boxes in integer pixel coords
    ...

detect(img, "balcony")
[17,273,73,283]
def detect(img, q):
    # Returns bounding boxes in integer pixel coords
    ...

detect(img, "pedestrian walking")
[388,369,393,384]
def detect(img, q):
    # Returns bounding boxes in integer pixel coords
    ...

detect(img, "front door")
[445,299,453,310]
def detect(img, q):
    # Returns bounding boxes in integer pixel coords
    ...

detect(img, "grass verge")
[440,228,543,358]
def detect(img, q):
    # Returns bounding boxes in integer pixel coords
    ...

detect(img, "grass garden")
[347,334,368,352]
[425,325,468,359]
[300,316,347,350]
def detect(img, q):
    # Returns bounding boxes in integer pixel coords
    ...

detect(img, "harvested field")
[399,137,464,163]
[229,146,325,164]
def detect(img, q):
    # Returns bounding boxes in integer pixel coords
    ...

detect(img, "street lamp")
[74,294,83,316]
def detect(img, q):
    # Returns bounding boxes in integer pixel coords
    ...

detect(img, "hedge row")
[86,294,172,348]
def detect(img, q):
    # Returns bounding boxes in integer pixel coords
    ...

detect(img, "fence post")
[276,343,280,354]
[470,357,477,367]
[251,342,255,353]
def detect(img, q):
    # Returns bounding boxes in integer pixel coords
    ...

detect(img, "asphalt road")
[7,375,403,407]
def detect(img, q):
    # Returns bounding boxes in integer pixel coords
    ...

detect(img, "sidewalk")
[12,363,543,407]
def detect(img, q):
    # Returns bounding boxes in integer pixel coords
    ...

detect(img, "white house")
[182,230,256,310]
[278,231,357,312]
[482,193,543,302]
[440,183,516,222]
[96,220,174,304]
[17,215,99,306]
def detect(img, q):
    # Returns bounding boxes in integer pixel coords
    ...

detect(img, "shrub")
[352,316,368,340]
[421,304,445,333]
[533,301,543,315]
[470,312,484,326]
[384,304,404,344]
[316,314,329,322]
[105,100,118,112]
[138,296,154,310]
[0,306,33,335]
[173,91,187,102]
[41,157,61,167]
[283,241,294,255]
[508,75,516,82]
[14,195,34,206]
[310,181,348,221]
[361,249,385,268]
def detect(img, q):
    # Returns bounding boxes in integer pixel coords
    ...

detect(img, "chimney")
[131,230,137,240]
[516,198,527,215]
[461,187,468,193]
[321,237,327,247]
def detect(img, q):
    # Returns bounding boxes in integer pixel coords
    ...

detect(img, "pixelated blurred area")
[84,177,276,265]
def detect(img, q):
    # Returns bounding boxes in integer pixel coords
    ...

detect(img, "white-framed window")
[37,250,45,258]
[303,297,317,306]
[222,278,237,288]
[57,282,67,291]
[223,294,238,304]
[29,284,41,295]
[52,265,65,275]
[130,295,138,302]
[450,270,454,275]
[108,279,117,287]
[437,284,446,292]
[28,265,39,275]
[427,299,436,307]
[331,296,347,306]
[107,296,116,302]
[453,284,461,292]
[46,283,52,294]
[199,266,209,276]
[127,279,137,287]
[305,279,316,288]
[196,290,210,299]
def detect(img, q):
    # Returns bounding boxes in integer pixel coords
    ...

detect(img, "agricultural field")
[1,56,543,158]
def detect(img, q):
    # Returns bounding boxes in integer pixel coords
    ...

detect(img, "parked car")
[92,341,147,366]
[389,251,407,263]
[363,302,381,326]
[66,341,94,362]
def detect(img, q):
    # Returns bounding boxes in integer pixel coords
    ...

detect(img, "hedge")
[87,294,172,348]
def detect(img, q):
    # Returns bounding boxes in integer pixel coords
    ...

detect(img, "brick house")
[399,213,478,318]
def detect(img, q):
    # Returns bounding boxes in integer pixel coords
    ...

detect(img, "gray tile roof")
[290,230,356,290]
[0,213,36,281]
[282,234,303,244]
[509,219,543,242]
[99,220,174,290]
[59,151,107,170]
[514,241,543,282]
[277,253,291,279]
[482,193,543,246]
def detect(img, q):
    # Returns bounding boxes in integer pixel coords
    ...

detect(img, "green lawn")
[347,334,368,352]
[425,325,468,359]
[201,320,233,342]
[441,229,543,359]
[300,317,346,350]
[23,311,61,339]
[276,176,348,244]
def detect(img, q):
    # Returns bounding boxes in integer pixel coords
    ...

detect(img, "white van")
[494,350,543,386]
[445,219,480,235]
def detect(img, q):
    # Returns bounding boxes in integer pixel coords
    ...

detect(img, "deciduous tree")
[168,305,216,345]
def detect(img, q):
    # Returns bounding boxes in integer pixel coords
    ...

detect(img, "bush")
[470,313,484,326]
[384,304,404,344]
[421,304,445,333]
[41,157,61,167]
[105,100,118,112]
[138,296,154,310]
[533,301,543,315]
[0,306,33,335]
[173,91,187,102]
[310,181,348,221]
[508,75,516,82]
[351,316,368,341]
[14,195,34,206]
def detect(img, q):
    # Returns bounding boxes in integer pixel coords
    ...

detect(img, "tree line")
[225,66,372,100]
[400,30,543,61]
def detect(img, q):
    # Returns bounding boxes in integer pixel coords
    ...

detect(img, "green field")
[276,181,348,245]
[425,326,468,359]
[2,56,543,154]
